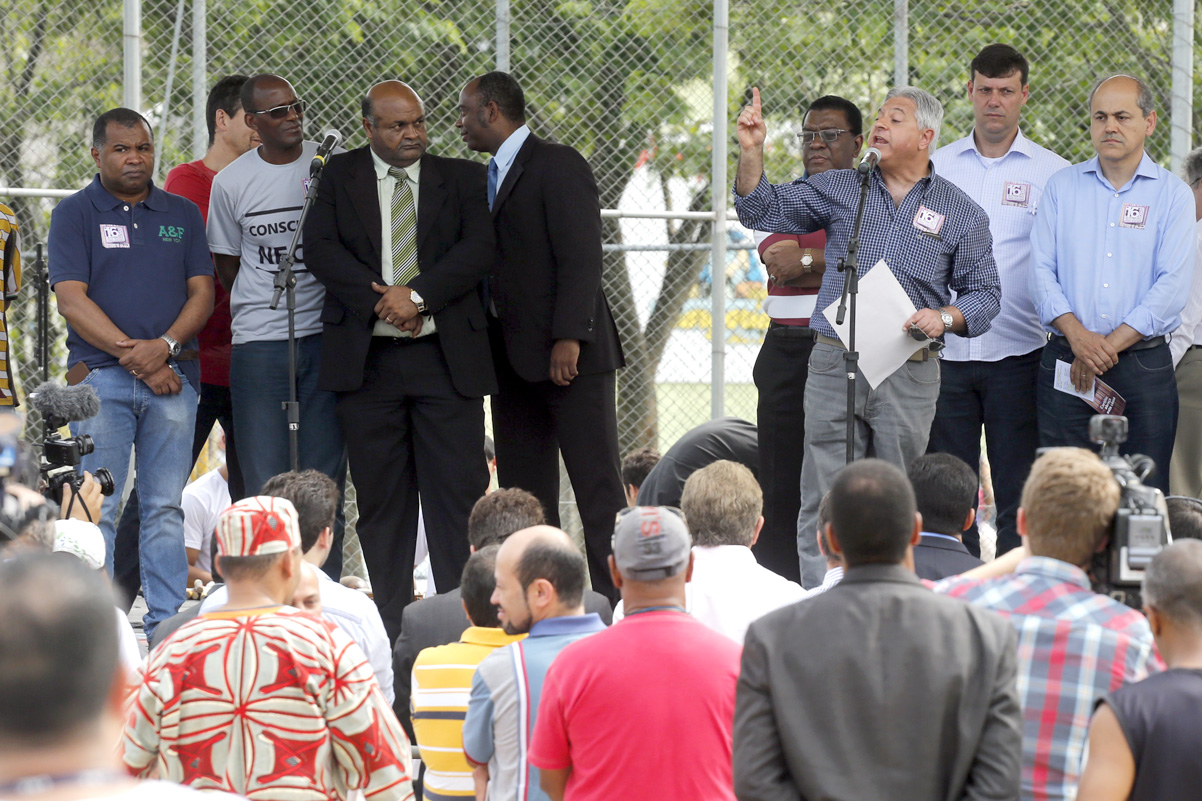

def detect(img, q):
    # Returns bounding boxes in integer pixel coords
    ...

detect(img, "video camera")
[29,382,115,506]
[1089,414,1171,609]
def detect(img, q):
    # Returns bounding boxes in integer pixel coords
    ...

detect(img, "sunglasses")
[797,128,849,144]
[249,100,306,120]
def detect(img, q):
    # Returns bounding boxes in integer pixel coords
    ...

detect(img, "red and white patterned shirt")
[123,606,413,801]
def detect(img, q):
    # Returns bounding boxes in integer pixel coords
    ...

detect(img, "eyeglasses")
[797,129,849,144]
[249,100,306,120]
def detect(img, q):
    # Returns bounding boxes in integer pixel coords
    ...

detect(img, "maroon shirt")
[164,160,232,387]
[758,229,826,327]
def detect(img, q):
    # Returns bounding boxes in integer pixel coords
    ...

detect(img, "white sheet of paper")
[1053,359,1097,400]
[819,259,926,389]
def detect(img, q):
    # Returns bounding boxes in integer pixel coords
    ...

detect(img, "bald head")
[492,525,587,634]
[363,79,428,168]
[1144,540,1202,628]
[1089,75,1154,117]
[241,74,295,114]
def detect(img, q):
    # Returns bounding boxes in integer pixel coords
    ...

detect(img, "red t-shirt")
[759,229,825,326]
[528,611,741,801]
[164,160,232,386]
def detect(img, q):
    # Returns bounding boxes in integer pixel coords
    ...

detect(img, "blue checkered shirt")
[734,168,1001,341]
[935,557,1159,801]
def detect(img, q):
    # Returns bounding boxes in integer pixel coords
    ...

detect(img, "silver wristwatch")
[939,309,954,332]
[160,334,182,357]
[410,290,427,314]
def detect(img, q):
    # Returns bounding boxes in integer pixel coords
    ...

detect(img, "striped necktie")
[389,166,419,286]
[487,158,498,210]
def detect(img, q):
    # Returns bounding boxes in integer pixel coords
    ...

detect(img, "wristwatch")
[410,289,427,314]
[800,249,814,274]
[939,309,954,332]
[160,334,181,357]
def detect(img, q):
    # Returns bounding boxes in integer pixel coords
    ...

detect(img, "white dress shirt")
[612,544,805,645]
[1170,218,1202,366]
[370,147,434,339]
[932,129,1069,361]
[799,565,844,600]
[201,571,395,704]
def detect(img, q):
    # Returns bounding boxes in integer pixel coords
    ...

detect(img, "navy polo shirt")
[48,175,210,391]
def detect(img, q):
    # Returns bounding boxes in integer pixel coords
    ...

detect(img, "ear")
[826,524,844,557]
[215,108,231,134]
[1144,605,1163,638]
[608,555,624,589]
[911,511,923,546]
[362,116,373,139]
[317,527,333,553]
[852,133,864,154]
[246,112,262,136]
[966,79,975,100]
[1020,84,1030,105]
[1016,507,1028,537]
[91,146,102,169]
[749,515,765,547]
[684,550,695,582]
[486,100,501,124]
[919,127,935,151]
[963,508,976,532]
[1144,110,1157,137]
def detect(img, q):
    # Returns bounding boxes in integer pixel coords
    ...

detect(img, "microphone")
[30,382,100,426]
[857,147,881,174]
[310,130,342,176]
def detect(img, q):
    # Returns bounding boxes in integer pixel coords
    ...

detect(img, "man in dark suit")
[305,80,496,642]
[909,453,985,580]
[456,71,626,600]
[392,488,612,739]
[734,459,1021,801]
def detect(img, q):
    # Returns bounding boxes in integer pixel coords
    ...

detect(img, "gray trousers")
[796,342,941,587]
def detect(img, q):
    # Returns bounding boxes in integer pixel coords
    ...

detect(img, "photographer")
[1,469,105,558]
[935,447,1159,801]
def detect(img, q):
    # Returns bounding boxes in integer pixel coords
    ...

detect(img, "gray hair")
[1183,146,1202,188]
[1143,539,1202,626]
[883,86,943,153]
[1088,74,1155,118]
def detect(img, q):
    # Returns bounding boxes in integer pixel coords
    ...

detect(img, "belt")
[372,332,437,345]
[174,350,199,362]
[767,322,815,339]
[815,332,934,362]
[1048,334,1165,352]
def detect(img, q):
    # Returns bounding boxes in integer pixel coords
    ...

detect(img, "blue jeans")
[927,349,1042,557]
[229,336,346,576]
[74,365,196,640]
[1037,337,1177,493]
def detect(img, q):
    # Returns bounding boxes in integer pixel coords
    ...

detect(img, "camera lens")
[77,434,95,457]
[94,467,116,496]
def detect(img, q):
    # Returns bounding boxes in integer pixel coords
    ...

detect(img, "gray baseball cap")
[611,506,691,579]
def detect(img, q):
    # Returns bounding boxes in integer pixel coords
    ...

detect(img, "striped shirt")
[410,627,524,800]
[935,557,1159,801]
[462,614,606,801]
[933,130,1069,361]
[0,204,21,405]
[733,168,1001,341]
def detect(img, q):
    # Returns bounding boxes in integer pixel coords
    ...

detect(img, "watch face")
[940,311,954,329]
[801,252,813,266]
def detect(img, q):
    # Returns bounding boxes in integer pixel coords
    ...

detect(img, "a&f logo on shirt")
[1120,204,1149,230]
[99,224,130,249]
[913,206,946,237]
[1002,181,1030,207]
[158,225,185,243]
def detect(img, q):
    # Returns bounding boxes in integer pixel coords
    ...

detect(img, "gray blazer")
[392,587,613,739]
[734,563,1021,801]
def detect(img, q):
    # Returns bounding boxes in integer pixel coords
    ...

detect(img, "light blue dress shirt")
[493,124,532,194]
[933,129,1070,361]
[1029,152,1195,338]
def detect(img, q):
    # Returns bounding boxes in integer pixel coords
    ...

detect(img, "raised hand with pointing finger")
[737,87,767,150]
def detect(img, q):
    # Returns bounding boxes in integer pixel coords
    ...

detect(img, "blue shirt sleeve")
[48,197,92,287]
[732,173,833,236]
[1121,181,1195,336]
[1028,173,1073,328]
[462,668,496,765]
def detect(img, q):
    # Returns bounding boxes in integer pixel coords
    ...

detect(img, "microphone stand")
[834,166,873,465]
[36,243,49,385]
[269,163,326,473]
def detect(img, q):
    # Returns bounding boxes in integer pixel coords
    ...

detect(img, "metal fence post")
[192,0,208,159]
[710,0,728,419]
[1170,0,1195,174]
[893,0,908,87]
[496,0,510,72]
[123,0,142,110]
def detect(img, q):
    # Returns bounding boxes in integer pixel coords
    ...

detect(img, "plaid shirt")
[733,168,1001,341]
[935,557,1158,801]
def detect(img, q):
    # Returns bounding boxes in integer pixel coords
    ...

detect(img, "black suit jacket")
[490,135,623,383]
[305,148,496,396]
[391,585,613,739]
[913,534,985,581]
[638,417,759,508]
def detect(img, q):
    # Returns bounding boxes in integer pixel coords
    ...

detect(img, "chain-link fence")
[4,0,1201,569]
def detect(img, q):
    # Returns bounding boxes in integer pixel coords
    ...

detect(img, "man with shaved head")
[1030,75,1196,488]
[462,526,605,801]
[208,73,349,576]
[306,79,495,641]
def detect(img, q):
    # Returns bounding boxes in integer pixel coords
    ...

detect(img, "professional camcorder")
[1089,414,1171,609]
[29,382,115,506]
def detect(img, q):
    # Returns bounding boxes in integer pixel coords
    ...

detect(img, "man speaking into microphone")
[733,87,1001,587]
[207,74,349,575]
